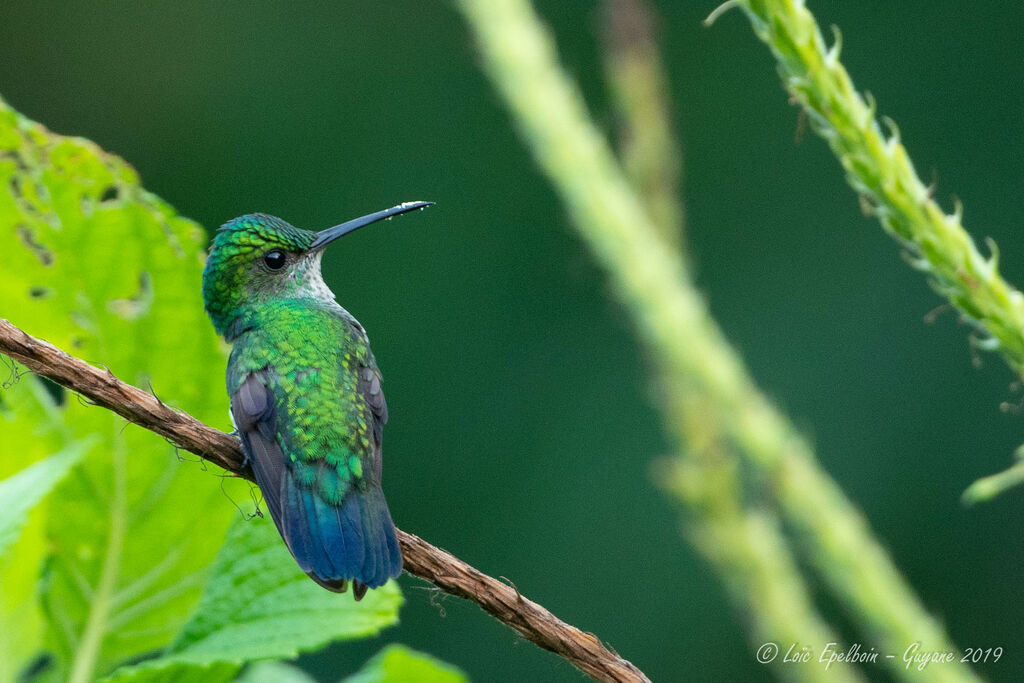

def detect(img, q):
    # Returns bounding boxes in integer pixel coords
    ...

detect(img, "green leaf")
[237,661,316,683]
[343,645,468,683]
[102,515,402,682]
[102,662,239,683]
[0,442,87,558]
[0,95,244,681]
[0,512,48,683]
[0,381,83,681]
[172,514,403,662]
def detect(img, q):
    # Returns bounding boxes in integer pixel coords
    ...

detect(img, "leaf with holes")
[0,95,245,681]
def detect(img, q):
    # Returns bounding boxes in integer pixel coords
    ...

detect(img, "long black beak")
[309,201,434,250]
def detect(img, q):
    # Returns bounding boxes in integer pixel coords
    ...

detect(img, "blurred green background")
[3,1,1023,680]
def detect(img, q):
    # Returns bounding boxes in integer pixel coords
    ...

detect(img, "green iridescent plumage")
[226,302,376,505]
[202,204,430,598]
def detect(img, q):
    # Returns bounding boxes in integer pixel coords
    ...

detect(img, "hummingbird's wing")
[231,369,359,592]
[230,370,286,525]
[356,360,388,483]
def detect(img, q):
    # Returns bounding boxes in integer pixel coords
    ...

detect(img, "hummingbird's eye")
[263,249,287,270]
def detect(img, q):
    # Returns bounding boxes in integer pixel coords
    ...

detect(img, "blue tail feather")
[280,471,402,595]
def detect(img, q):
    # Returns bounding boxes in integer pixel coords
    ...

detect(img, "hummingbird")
[201,201,432,599]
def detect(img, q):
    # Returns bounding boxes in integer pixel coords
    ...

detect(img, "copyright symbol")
[757,642,779,664]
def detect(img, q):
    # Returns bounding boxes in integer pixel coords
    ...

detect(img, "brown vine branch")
[0,318,649,683]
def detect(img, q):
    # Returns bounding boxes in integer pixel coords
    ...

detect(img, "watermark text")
[754,642,1002,671]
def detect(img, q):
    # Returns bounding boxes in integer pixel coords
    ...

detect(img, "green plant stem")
[600,2,853,679]
[962,445,1024,505]
[660,445,858,683]
[731,0,1024,500]
[601,0,684,248]
[732,0,1024,374]
[455,1,977,680]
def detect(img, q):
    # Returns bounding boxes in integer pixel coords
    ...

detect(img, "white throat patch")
[296,251,338,304]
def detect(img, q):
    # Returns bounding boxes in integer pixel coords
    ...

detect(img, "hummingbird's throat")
[294,250,338,304]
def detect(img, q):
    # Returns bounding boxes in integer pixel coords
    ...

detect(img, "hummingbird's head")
[202,202,433,340]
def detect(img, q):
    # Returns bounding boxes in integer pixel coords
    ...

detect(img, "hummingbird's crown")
[215,213,316,252]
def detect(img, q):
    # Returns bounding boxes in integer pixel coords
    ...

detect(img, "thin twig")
[0,318,649,683]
